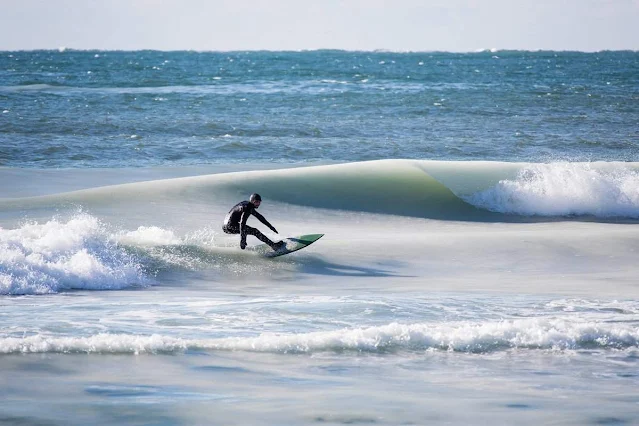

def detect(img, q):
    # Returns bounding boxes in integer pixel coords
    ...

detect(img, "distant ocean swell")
[2,319,638,355]
[2,51,638,167]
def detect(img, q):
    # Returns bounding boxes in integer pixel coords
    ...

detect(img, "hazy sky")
[1,0,637,51]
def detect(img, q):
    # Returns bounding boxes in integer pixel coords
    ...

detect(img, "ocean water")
[1,50,639,425]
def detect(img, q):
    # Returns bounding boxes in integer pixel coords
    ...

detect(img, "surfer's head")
[249,193,262,207]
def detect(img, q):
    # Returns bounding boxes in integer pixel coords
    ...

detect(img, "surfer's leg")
[222,225,239,235]
[244,226,277,248]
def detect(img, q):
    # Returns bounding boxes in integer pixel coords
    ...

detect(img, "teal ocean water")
[1,50,637,167]
[1,51,639,425]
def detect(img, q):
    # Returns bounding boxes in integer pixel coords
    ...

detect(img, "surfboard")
[252,234,324,258]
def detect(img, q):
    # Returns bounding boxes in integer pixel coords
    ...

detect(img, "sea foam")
[3,319,637,354]
[116,226,182,247]
[0,214,148,295]
[465,162,639,217]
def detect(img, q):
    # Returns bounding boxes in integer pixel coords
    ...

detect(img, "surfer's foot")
[271,241,286,251]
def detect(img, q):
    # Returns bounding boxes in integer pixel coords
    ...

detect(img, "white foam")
[3,319,637,354]
[0,214,148,295]
[116,226,181,247]
[214,319,639,353]
[545,299,639,314]
[465,162,639,217]
[0,334,188,355]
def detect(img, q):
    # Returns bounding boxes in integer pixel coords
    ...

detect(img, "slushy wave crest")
[0,214,149,295]
[466,162,639,218]
[3,161,639,232]
[3,319,637,354]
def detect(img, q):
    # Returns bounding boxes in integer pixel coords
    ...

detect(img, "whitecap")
[0,214,148,295]
[465,162,639,218]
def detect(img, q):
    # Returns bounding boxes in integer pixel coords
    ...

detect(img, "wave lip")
[465,162,639,218]
[0,214,148,295]
[3,319,637,354]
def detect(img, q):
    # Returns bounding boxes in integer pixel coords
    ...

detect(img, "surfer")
[223,193,284,251]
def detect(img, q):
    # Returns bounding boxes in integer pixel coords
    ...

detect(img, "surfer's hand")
[240,240,247,250]
[271,226,278,234]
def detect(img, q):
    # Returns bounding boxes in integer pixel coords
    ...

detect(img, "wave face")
[3,160,639,222]
[464,162,639,218]
[2,319,637,354]
[0,214,149,295]
[246,160,639,220]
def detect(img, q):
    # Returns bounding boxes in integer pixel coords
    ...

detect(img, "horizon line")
[2,47,638,54]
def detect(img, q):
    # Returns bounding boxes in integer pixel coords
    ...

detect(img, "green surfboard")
[253,234,324,258]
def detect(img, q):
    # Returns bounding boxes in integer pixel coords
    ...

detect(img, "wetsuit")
[223,201,278,249]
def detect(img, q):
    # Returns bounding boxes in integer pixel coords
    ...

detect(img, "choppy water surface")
[1,50,637,167]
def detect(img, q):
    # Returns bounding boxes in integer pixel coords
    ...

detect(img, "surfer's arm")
[253,211,278,234]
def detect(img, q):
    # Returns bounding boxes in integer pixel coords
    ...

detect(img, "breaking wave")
[0,213,284,295]
[0,213,149,295]
[4,160,639,222]
[465,162,639,218]
[3,319,637,354]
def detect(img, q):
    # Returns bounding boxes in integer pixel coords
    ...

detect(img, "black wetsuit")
[223,201,278,249]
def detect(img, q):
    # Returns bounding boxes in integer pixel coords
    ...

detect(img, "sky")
[0,0,637,51]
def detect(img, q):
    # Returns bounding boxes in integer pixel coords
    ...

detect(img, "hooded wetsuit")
[223,201,277,248]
